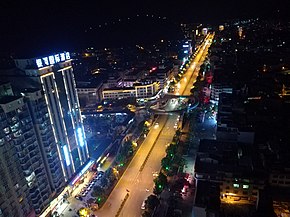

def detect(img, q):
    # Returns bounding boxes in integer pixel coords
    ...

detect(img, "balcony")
[20,161,31,171]
[30,189,40,199]
[19,154,30,162]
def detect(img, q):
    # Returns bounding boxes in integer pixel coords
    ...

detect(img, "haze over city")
[0,1,290,217]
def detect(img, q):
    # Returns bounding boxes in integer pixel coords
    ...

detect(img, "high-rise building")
[14,52,89,181]
[0,83,51,216]
[23,89,65,194]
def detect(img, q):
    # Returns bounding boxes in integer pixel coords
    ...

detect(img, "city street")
[176,33,214,96]
[92,34,214,217]
[95,114,178,217]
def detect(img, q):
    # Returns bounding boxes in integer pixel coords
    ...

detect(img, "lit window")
[243,184,249,189]
[233,184,239,188]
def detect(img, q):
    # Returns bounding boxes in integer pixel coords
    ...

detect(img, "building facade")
[23,89,65,194]
[0,95,50,216]
[102,81,159,100]
[15,52,89,181]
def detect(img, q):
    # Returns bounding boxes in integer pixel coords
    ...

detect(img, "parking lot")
[60,171,105,217]
[74,171,105,202]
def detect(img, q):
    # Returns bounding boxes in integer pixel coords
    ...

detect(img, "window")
[243,191,248,195]
[243,185,249,189]
[233,184,240,188]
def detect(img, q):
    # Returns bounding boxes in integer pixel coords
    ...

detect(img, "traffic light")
[97,197,101,202]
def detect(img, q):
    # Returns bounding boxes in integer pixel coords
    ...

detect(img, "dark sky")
[0,0,288,56]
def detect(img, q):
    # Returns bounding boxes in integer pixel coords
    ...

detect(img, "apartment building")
[14,52,89,181]
[0,92,50,216]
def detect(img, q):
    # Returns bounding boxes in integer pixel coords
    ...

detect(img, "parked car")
[75,196,82,200]
[141,200,146,210]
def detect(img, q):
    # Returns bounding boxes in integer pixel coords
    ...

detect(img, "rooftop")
[194,180,220,211]
[0,95,22,104]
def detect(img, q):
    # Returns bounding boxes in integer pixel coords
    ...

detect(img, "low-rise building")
[195,139,266,206]
[102,81,159,100]
[77,82,103,106]
[210,83,233,101]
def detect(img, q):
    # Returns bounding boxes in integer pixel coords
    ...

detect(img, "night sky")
[0,0,288,56]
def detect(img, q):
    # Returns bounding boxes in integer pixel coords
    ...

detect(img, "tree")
[175,129,181,137]
[166,144,177,157]
[154,172,168,195]
[104,168,116,184]
[145,195,160,211]
[91,185,104,197]
[101,176,109,187]
[161,156,172,171]
[142,211,152,217]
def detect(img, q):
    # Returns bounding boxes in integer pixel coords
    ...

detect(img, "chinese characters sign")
[35,52,71,68]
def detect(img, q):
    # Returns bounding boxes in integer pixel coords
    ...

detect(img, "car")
[154,122,159,129]
[141,200,146,210]
[75,196,81,200]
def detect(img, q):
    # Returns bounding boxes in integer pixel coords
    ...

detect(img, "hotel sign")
[35,52,71,68]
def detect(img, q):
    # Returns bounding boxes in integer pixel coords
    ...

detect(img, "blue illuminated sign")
[63,145,71,166]
[54,54,60,63]
[77,127,85,147]
[60,53,66,61]
[36,59,43,68]
[49,55,55,65]
[42,57,49,66]
[35,52,71,68]
[71,160,94,185]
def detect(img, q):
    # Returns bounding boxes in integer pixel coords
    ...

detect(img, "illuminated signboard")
[63,145,71,166]
[77,127,85,147]
[35,52,71,68]
[71,160,94,185]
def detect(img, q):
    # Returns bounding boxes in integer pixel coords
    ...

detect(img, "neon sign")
[63,145,71,166]
[77,127,85,147]
[71,160,94,185]
[35,52,71,68]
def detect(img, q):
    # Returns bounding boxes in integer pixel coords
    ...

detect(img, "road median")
[115,193,130,217]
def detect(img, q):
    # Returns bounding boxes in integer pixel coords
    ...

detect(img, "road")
[93,33,214,217]
[175,33,214,96]
[95,115,178,217]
